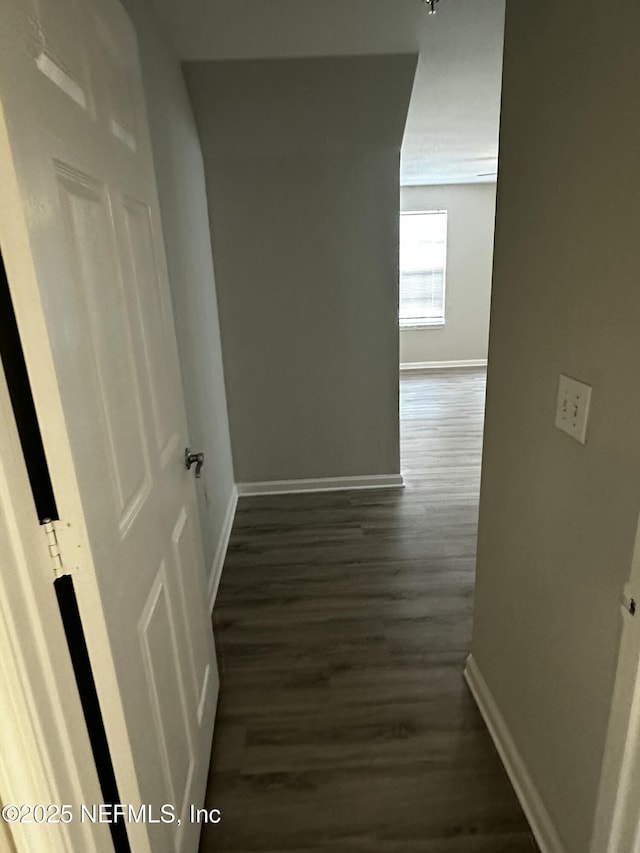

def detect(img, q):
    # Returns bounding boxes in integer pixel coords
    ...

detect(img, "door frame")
[0,85,147,851]
[0,515,108,853]
[591,511,640,852]
[0,277,110,852]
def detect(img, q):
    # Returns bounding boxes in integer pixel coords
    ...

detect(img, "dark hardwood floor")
[200,369,538,852]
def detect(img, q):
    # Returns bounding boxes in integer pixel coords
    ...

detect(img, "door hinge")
[41,519,69,579]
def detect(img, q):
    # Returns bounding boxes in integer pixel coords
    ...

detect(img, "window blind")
[399,210,447,327]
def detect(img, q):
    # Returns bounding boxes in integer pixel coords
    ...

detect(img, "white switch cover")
[555,374,592,444]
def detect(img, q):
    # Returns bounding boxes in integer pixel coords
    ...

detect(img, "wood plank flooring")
[199,369,538,852]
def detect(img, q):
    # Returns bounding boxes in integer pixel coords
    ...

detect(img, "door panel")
[56,170,153,529]
[139,566,195,825]
[171,509,214,719]
[0,0,219,850]
[33,0,93,112]
[120,195,180,463]
[99,29,138,153]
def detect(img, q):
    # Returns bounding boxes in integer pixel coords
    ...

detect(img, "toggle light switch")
[555,374,592,444]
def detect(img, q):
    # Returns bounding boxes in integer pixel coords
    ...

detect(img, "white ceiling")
[151,0,505,186]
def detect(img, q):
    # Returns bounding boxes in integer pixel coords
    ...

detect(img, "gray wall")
[184,56,417,484]
[400,183,496,365]
[120,0,235,578]
[471,2,640,851]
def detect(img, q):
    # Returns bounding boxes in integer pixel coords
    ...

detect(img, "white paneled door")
[0,0,218,851]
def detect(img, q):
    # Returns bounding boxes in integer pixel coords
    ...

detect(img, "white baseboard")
[207,485,238,613]
[400,359,488,372]
[236,474,404,497]
[464,655,565,853]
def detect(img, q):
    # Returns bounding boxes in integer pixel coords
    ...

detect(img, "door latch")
[185,448,205,478]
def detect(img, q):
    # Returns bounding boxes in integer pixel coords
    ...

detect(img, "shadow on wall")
[184,55,417,486]
[120,0,236,588]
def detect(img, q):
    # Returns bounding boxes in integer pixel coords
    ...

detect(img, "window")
[399,210,447,328]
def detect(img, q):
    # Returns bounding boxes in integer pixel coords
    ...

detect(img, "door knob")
[185,448,205,478]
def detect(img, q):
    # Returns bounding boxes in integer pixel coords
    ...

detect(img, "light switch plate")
[555,374,592,444]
